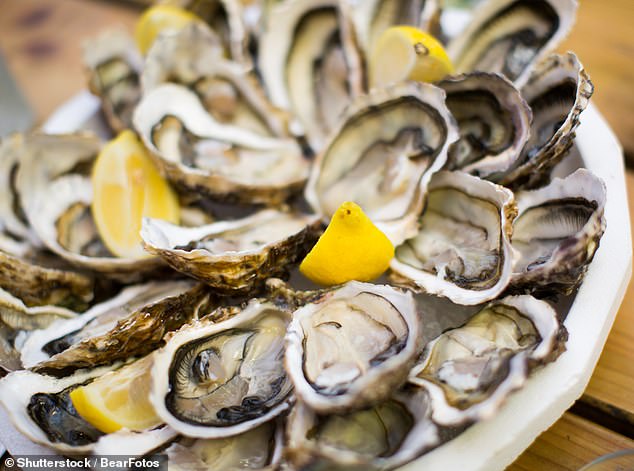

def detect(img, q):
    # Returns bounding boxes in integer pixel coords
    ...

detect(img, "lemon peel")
[370,25,454,87]
[91,130,180,259]
[300,202,394,286]
[135,4,199,55]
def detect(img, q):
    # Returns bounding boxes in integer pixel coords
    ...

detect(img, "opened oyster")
[496,52,594,189]
[150,299,293,438]
[258,0,365,151]
[439,72,532,177]
[447,0,578,87]
[409,295,566,426]
[142,210,321,294]
[286,281,421,412]
[83,28,143,132]
[305,82,458,245]
[510,169,606,294]
[390,171,517,305]
[285,386,438,470]
[133,84,309,205]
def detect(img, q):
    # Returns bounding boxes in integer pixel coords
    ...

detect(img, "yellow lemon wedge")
[91,130,180,259]
[300,202,394,286]
[370,25,454,88]
[69,356,162,433]
[135,4,199,54]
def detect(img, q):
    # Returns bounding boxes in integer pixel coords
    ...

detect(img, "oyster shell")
[447,0,578,88]
[82,29,143,132]
[150,299,293,438]
[133,84,309,205]
[166,420,283,470]
[495,52,594,189]
[143,22,291,138]
[285,282,421,412]
[160,0,250,64]
[258,0,365,151]
[409,295,566,426]
[285,386,438,470]
[305,82,458,245]
[20,280,193,370]
[0,361,177,454]
[510,169,606,294]
[390,171,517,305]
[438,72,532,178]
[142,210,321,294]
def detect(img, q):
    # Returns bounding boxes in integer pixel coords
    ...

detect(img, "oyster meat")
[142,210,322,294]
[305,82,458,245]
[409,295,566,426]
[390,171,517,305]
[447,0,578,87]
[150,299,293,438]
[285,281,422,412]
[510,169,606,294]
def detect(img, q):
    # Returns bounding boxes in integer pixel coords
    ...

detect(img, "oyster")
[143,22,290,138]
[409,295,566,426]
[150,299,293,438]
[20,280,193,370]
[305,82,458,245]
[133,84,309,205]
[285,282,421,412]
[14,133,165,280]
[0,361,177,454]
[438,72,532,178]
[160,0,250,64]
[447,0,578,87]
[166,420,283,470]
[142,210,321,294]
[83,29,143,132]
[510,169,606,294]
[390,171,517,305]
[495,52,594,189]
[258,0,365,151]
[285,386,438,471]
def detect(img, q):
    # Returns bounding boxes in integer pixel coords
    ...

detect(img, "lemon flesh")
[91,130,180,259]
[370,26,454,88]
[300,202,394,286]
[69,356,162,434]
[135,4,198,54]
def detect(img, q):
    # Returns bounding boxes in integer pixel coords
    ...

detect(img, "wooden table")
[1,1,633,469]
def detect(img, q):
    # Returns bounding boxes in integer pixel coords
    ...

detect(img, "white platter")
[0,91,631,470]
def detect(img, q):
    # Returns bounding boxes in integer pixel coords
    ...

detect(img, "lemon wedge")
[69,356,162,433]
[300,202,394,286]
[135,4,199,54]
[91,130,180,259]
[370,26,454,88]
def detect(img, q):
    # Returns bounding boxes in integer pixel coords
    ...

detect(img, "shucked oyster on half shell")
[258,0,365,152]
[133,83,310,205]
[409,295,566,426]
[285,281,422,412]
[20,280,193,370]
[150,299,293,438]
[495,52,594,189]
[510,169,606,295]
[390,171,517,305]
[285,385,438,471]
[447,0,578,88]
[438,72,532,178]
[142,210,322,294]
[305,82,458,245]
[82,28,143,133]
[0,358,177,454]
[14,133,164,280]
[143,22,291,138]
